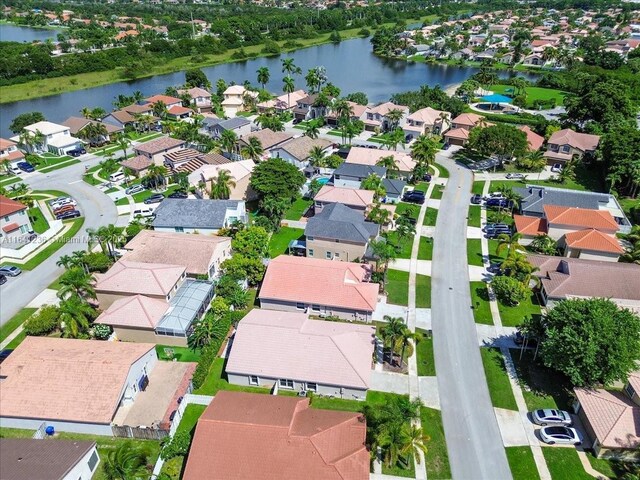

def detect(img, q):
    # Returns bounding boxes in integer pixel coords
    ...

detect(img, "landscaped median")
[416,330,435,376]
[479,347,518,411]
[506,446,540,480]
[386,269,409,306]
[423,207,439,226]
[468,205,481,227]
[466,238,484,266]
[421,407,452,480]
[470,281,493,325]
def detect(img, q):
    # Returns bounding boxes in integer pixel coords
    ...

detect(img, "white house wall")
[63,445,101,480]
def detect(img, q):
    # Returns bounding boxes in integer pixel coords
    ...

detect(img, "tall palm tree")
[281,58,300,79]
[396,328,423,368]
[369,239,396,274]
[152,100,168,119]
[56,254,76,269]
[116,134,131,159]
[58,296,94,338]
[80,107,92,119]
[187,313,228,351]
[209,169,236,200]
[411,135,439,166]
[385,109,405,131]
[57,267,96,301]
[361,173,386,199]
[220,129,238,155]
[399,424,429,466]
[308,145,326,167]
[283,76,296,110]
[257,66,270,90]
[241,137,264,162]
[376,155,398,175]
[378,422,405,468]
[100,224,126,257]
[146,164,168,191]
[102,442,150,480]
[380,316,406,365]
[304,121,320,139]
[496,232,523,259]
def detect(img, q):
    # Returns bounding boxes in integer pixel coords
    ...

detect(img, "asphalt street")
[431,152,512,479]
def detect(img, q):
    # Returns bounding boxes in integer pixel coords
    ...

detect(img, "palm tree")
[87,227,108,255]
[209,169,236,200]
[146,164,168,191]
[102,442,150,480]
[116,134,131,159]
[529,234,557,255]
[187,313,228,351]
[132,90,144,103]
[257,66,270,90]
[283,76,296,110]
[385,109,405,132]
[384,129,405,150]
[557,159,576,184]
[496,232,523,259]
[395,327,422,367]
[369,239,396,274]
[80,107,92,119]
[57,267,96,301]
[58,296,94,338]
[56,254,76,269]
[281,58,300,79]
[361,173,386,199]
[378,422,405,468]
[308,145,327,167]
[399,424,429,466]
[380,316,405,365]
[376,155,398,175]
[367,204,392,226]
[240,137,264,162]
[152,100,168,119]
[220,129,238,156]
[101,224,126,257]
[304,121,320,139]
[411,135,439,166]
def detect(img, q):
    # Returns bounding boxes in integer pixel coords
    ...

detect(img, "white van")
[132,207,155,218]
[109,170,125,183]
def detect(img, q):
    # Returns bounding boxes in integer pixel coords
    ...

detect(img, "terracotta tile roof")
[122,104,153,115]
[259,256,378,312]
[0,337,155,424]
[167,105,192,116]
[120,155,153,172]
[314,186,374,209]
[544,205,619,232]
[575,388,640,449]
[134,137,185,155]
[346,146,416,172]
[547,129,600,152]
[564,229,623,254]
[4,150,25,161]
[407,107,450,125]
[145,94,182,106]
[183,391,369,480]
[518,125,544,151]
[0,138,17,150]
[451,113,484,127]
[108,110,136,124]
[368,102,408,116]
[95,260,185,297]
[1,222,20,233]
[61,117,121,135]
[178,87,211,98]
[444,127,470,140]
[96,294,169,329]
[226,310,375,389]
[514,215,547,236]
[0,195,26,216]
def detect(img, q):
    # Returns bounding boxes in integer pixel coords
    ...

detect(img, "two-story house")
[133,137,186,166]
[257,89,307,114]
[11,121,83,155]
[177,87,213,112]
[270,136,333,169]
[314,185,374,215]
[363,102,409,132]
[0,195,33,247]
[403,107,451,140]
[292,94,330,122]
[221,85,257,117]
[0,138,25,168]
[61,117,122,146]
[152,198,248,234]
[202,117,252,141]
[544,129,600,165]
[332,163,386,189]
[444,113,487,146]
[325,101,367,127]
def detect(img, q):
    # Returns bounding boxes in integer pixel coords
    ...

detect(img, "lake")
[0,23,62,43]
[0,38,538,137]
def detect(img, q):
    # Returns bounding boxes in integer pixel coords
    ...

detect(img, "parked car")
[167,191,188,199]
[0,266,22,277]
[471,194,483,204]
[443,143,451,150]
[539,426,582,445]
[402,190,426,204]
[17,161,35,173]
[125,184,145,195]
[487,263,502,274]
[486,198,510,208]
[0,349,13,363]
[0,274,6,285]
[53,204,76,215]
[132,207,155,218]
[532,409,572,427]
[51,198,77,210]
[551,163,563,173]
[67,147,86,157]
[506,173,525,179]
[144,193,165,204]
[56,210,82,220]
[483,223,511,231]
[423,173,432,182]
[9,164,22,175]
[487,192,505,199]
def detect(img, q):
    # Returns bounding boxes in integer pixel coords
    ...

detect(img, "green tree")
[9,112,45,134]
[57,267,96,302]
[361,174,386,199]
[376,155,398,176]
[303,120,321,139]
[467,124,529,160]
[231,226,269,259]
[380,316,405,365]
[250,157,305,200]
[221,255,266,285]
[240,136,264,162]
[185,68,210,89]
[58,296,95,338]
[529,235,557,255]
[209,169,236,200]
[257,66,270,90]
[220,129,238,155]
[102,442,150,480]
[345,92,368,105]
[188,312,228,351]
[491,276,529,306]
[411,135,439,166]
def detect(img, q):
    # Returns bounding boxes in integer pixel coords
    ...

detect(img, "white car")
[551,163,563,173]
[539,426,582,445]
[531,409,572,426]
[125,184,145,195]
[50,197,77,209]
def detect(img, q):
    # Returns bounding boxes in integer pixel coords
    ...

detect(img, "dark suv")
[402,190,426,205]
[68,147,87,157]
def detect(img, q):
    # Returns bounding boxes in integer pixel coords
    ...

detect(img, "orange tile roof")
[96,294,169,329]
[95,260,185,297]
[564,229,623,254]
[518,125,544,151]
[451,113,484,127]
[259,256,378,312]
[144,94,182,106]
[513,215,547,236]
[0,195,26,217]
[183,391,369,480]
[544,205,619,232]
[2,222,20,233]
[444,127,470,140]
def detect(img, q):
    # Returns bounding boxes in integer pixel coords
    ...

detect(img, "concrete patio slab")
[370,370,410,395]
[495,407,530,447]
[418,376,441,410]
[415,309,432,331]
[469,265,489,281]
[373,300,408,322]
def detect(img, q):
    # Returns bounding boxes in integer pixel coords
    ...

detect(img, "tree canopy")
[467,124,529,160]
[250,157,305,200]
[9,112,45,134]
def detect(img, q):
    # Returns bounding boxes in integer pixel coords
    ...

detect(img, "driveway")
[431,153,512,479]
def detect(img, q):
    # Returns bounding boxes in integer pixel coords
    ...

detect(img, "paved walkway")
[370,370,410,395]
[389,258,432,275]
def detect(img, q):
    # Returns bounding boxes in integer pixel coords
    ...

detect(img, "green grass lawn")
[268,227,304,258]
[418,236,433,260]
[586,452,618,479]
[386,231,413,259]
[423,207,438,226]
[413,181,429,193]
[395,202,420,219]
[416,330,435,376]
[543,447,595,480]
[497,291,542,327]
[468,205,481,227]
[27,207,49,234]
[195,357,283,396]
[470,281,493,325]
[430,184,445,199]
[433,163,449,178]
[489,84,567,108]
[386,269,409,306]
[488,239,508,264]
[0,307,37,344]
[416,274,431,308]
[38,159,80,174]
[284,197,313,221]
[472,180,486,195]
[160,403,208,479]
[421,407,452,480]
[383,459,415,478]
[509,348,573,411]
[156,345,202,362]
[467,238,484,267]
[506,446,540,480]
[480,347,518,411]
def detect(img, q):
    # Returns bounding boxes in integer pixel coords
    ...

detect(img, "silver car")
[0,265,22,277]
[125,184,145,195]
[531,409,572,426]
[539,426,582,445]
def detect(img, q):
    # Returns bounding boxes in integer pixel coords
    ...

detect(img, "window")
[87,451,99,471]
[296,302,305,310]
[308,249,314,257]
[3,216,8,222]
[307,236,314,241]
[20,225,29,234]
[279,379,294,389]
[249,375,259,386]
[625,383,636,399]
[306,382,317,392]
[175,227,184,233]
[562,145,570,153]
[334,252,340,258]
[311,304,321,312]
[326,252,332,259]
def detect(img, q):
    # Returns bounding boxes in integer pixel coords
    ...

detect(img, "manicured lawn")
[38,159,80,174]
[470,281,493,325]
[395,202,420,219]
[386,269,409,306]
[27,207,49,234]
[497,291,542,327]
[413,181,429,193]
[6,331,27,349]
[619,197,639,225]
[268,227,304,258]
[467,238,484,266]
[472,180,486,195]
[0,218,84,271]
[586,452,617,479]
[509,348,573,411]
[194,357,280,396]
[418,236,433,260]
[420,407,452,480]
[480,347,518,411]
[430,184,444,199]
[176,404,207,436]
[543,447,595,480]
[386,231,413,259]
[489,84,567,108]
[488,239,508,264]
[416,274,431,308]
[156,345,202,362]
[506,446,540,480]
[468,205,481,227]
[0,307,37,344]
[423,207,438,226]
[416,330,435,376]
[434,163,449,178]
[284,196,313,221]
[383,459,415,478]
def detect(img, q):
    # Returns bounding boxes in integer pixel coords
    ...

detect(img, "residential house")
[203,117,252,140]
[293,94,328,122]
[152,198,248,234]
[363,102,409,132]
[403,107,451,140]
[221,85,257,117]
[325,101,367,127]
[574,372,640,458]
[11,121,82,155]
[332,163,386,189]
[163,148,230,174]
[444,113,486,146]
[0,337,195,436]
[133,137,186,166]
[544,129,600,165]
[237,128,294,160]
[528,255,640,313]
[188,160,256,200]
[382,178,407,204]
[61,117,122,145]
[226,310,375,399]
[257,89,307,114]
[444,127,471,146]
[165,105,193,121]
[144,94,183,110]
[346,147,416,179]
[259,256,379,322]
[519,125,544,151]
[0,138,25,167]
[314,185,374,214]
[544,205,619,238]
[559,228,624,261]
[120,155,153,176]
[305,203,379,261]
[177,87,212,112]
[122,229,232,279]
[182,391,369,480]
[0,439,100,480]
[0,195,33,246]
[102,110,137,130]
[523,53,544,66]
[270,136,333,169]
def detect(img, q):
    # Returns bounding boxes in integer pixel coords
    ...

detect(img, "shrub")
[83,252,112,272]
[92,323,111,340]
[23,305,59,336]
[192,343,217,389]
[491,276,529,306]
[220,255,266,285]
[160,431,191,460]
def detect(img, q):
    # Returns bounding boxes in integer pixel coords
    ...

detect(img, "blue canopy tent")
[480,94,513,110]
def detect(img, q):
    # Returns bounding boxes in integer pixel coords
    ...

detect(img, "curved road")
[431,153,512,479]
[0,157,118,325]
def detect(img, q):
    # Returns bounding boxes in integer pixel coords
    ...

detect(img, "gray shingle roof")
[305,203,379,243]
[516,185,609,216]
[334,162,386,179]
[152,199,239,229]
[383,178,407,196]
